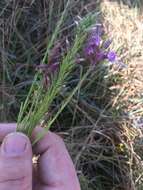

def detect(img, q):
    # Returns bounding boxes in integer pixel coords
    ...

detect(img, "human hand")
[0,123,81,190]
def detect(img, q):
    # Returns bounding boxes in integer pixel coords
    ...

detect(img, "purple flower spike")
[94,25,104,36]
[88,34,101,48]
[92,35,101,47]
[107,51,116,62]
[103,39,112,49]
[85,46,94,57]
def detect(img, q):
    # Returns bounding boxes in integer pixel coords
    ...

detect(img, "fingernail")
[2,133,27,156]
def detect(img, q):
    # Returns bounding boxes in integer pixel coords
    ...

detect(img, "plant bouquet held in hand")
[16,7,101,144]
[16,1,119,144]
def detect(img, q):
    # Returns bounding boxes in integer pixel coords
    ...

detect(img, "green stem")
[42,0,70,64]
[32,66,93,145]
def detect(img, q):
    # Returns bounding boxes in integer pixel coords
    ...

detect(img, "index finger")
[32,127,81,190]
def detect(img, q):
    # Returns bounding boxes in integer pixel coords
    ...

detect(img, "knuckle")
[0,160,31,183]
[0,177,31,190]
[0,177,25,185]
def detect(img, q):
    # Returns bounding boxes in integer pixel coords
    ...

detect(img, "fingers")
[0,124,81,190]
[0,132,32,190]
[33,127,81,190]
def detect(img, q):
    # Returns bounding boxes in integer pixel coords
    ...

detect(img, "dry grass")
[101,1,143,119]
[64,1,143,189]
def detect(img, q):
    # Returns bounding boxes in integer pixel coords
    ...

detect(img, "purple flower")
[107,51,116,62]
[83,25,118,65]
[84,46,94,57]
[90,35,101,47]
[93,25,104,36]
[103,39,112,49]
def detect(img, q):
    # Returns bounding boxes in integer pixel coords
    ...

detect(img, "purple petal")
[87,35,101,49]
[92,25,104,36]
[103,39,112,49]
[84,46,94,57]
[91,35,101,47]
[96,51,106,62]
[107,51,116,62]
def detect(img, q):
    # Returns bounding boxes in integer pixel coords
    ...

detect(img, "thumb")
[0,132,32,190]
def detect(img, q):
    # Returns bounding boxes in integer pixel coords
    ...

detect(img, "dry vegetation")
[102,1,143,119]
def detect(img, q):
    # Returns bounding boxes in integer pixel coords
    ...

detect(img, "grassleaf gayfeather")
[17,11,98,143]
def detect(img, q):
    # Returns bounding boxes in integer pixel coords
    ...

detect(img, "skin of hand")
[0,123,81,190]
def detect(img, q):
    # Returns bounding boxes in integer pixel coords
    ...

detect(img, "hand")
[0,123,81,190]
